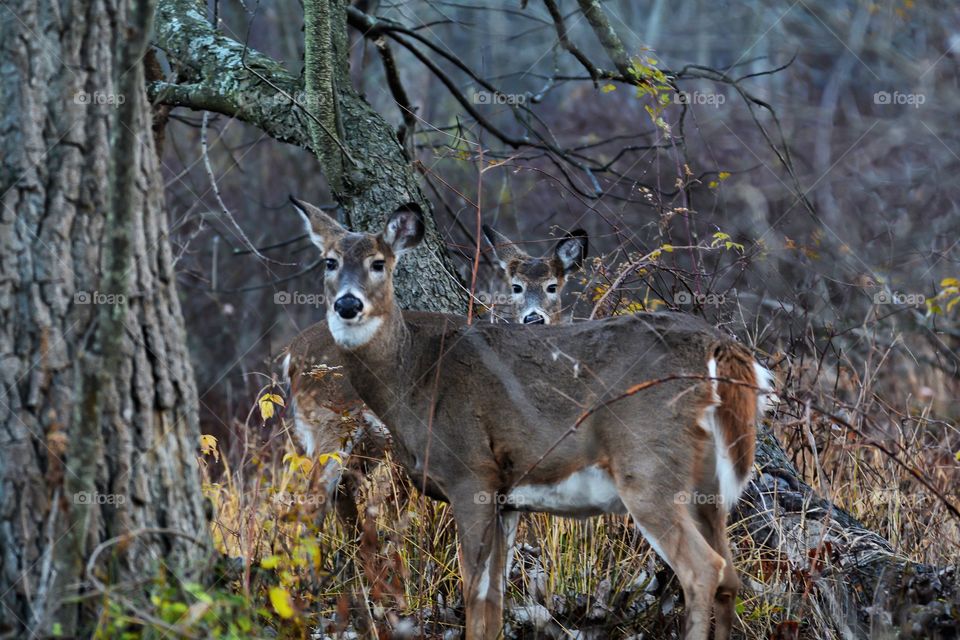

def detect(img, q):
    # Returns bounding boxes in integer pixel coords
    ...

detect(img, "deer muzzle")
[334,294,364,319]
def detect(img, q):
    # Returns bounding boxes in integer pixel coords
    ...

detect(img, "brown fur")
[713,342,759,482]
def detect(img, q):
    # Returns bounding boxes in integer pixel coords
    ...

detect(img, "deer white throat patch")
[328,314,382,349]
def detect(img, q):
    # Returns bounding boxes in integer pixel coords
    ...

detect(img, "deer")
[288,197,772,640]
[482,224,588,325]
[283,225,590,530]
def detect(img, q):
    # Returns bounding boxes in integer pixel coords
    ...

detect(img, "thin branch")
[543,0,598,84]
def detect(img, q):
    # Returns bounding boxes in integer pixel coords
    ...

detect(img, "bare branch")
[543,0,598,84]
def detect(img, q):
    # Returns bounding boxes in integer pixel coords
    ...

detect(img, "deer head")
[482,225,588,324]
[291,196,424,349]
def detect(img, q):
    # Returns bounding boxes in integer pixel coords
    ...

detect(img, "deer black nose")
[334,294,363,319]
[523,312,546,325]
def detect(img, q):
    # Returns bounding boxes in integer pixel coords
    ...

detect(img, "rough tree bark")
[0,0,209,635]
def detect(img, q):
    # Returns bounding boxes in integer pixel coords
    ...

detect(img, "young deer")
[290,197,772,640]
[482,225,588,324]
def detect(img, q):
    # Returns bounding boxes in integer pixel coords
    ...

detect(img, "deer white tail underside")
[700,348,775,511]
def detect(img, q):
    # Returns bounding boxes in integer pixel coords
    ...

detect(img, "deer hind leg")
[452,496,509,640]
[615,475,725,640]
[502,511,519,584]
[693,499,740,640]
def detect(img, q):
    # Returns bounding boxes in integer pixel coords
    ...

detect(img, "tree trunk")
[0,0,209,635]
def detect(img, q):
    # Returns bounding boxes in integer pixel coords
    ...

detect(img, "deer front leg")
[452,493,509,640]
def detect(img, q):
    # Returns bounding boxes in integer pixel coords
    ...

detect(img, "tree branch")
[543,0,598,84]
[575,0,633,78]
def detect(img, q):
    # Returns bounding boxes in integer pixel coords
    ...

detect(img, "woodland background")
[1,0,959,638]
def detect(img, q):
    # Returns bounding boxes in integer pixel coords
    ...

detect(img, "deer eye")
[546,284,558,294]
[325,258,339,271]
[371,260,386,273]
[512,284,523,294]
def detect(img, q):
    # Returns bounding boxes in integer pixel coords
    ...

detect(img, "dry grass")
[191,321,959,639]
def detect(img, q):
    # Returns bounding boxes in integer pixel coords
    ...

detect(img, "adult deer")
[283,225,589,527]
[290,197,771,640]
[482,224,588,325]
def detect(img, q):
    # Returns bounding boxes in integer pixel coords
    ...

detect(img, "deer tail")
[704,342,774,510]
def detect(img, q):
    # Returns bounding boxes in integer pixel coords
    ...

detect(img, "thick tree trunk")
[0,0,209,635]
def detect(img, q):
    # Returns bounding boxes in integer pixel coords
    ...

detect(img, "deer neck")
[336,306,411,404]
[335,305,430,478]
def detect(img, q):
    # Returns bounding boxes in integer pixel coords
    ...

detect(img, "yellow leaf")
[261,555,281,570]
[718,171,731,180]
[269,587,295,619]
[955,450,960,462]
[318,452,344,467]
[600,83,616,93]
[259,393,285,420]
[282,452,314,475]
[661,244,674,253]
[708,180,719,189]
[941,277,959,288]
[199,434,219,462]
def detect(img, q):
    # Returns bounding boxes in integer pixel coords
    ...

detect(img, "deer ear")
[555,229,588,274]
[382,203,425,255]
[290,196,345,250]
[482,224,528,271]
